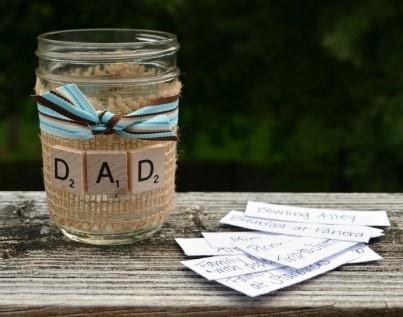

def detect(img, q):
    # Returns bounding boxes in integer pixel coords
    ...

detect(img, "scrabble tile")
[50,145,86,194]
[86,151,128,194]
[129,144,166,193]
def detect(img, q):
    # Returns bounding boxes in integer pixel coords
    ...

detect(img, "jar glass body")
[35,29,181,245]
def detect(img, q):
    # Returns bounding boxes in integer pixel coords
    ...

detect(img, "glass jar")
[35,29,181,245]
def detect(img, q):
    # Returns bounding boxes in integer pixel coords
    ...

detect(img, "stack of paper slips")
[176,201,389,297]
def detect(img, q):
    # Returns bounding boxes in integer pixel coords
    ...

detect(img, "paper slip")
[364,227,384,238]
[220,211,379,242]
[202,231,280,248]
[175,238,381,263]
[217,246,360,297]
[347,243,382,264]
[181,254,282,280]
[233,237,357,268]
[245,201,390,227]
[176,238,244,256]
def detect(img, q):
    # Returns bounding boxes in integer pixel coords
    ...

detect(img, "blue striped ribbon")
[34,84,179,141]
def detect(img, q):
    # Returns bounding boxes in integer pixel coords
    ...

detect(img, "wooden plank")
[0,192,402,316]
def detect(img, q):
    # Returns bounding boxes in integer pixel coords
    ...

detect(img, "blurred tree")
[0,0,402,191]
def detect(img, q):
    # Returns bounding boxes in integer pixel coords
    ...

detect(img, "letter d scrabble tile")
[86,151,128,194]
[129,144,166,193]
[50,145,86,194]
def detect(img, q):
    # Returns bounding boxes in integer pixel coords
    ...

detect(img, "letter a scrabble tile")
[86,151,128,194]
[50,145,86,194]
[129,144,166,193]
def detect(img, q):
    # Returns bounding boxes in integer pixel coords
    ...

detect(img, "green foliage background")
[0,0,402,191]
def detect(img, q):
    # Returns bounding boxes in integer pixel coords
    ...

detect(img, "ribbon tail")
[116,129,178,141]
[117,114,177,140]
[59,84,99,117]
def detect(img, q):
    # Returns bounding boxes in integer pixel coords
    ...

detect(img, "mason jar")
[35,29,181,245]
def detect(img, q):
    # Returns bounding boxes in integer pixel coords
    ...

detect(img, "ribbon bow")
[34,84,179,141]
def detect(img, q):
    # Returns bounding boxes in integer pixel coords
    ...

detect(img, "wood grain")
[0,192,402,316]
[129,144,166,193]
[86,151,128,194]
[51,145,86,194]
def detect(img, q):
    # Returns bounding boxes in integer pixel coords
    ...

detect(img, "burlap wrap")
[38,82,180,236]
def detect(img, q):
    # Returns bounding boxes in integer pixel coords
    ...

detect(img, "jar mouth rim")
[37,28,179,60]
[38,28,178,46]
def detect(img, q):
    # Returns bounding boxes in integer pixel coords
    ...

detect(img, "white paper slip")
[181,254,282,280]
[202,231,278,248]
[245,201,390,227]
[217,246,360,297]
[175,238,244,256]
[347,243,383,264]
[234,237,357,269]
[369,229,384,238]
[220,211,375,242]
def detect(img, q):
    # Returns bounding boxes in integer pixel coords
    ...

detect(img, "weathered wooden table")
[0,192,402,316]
